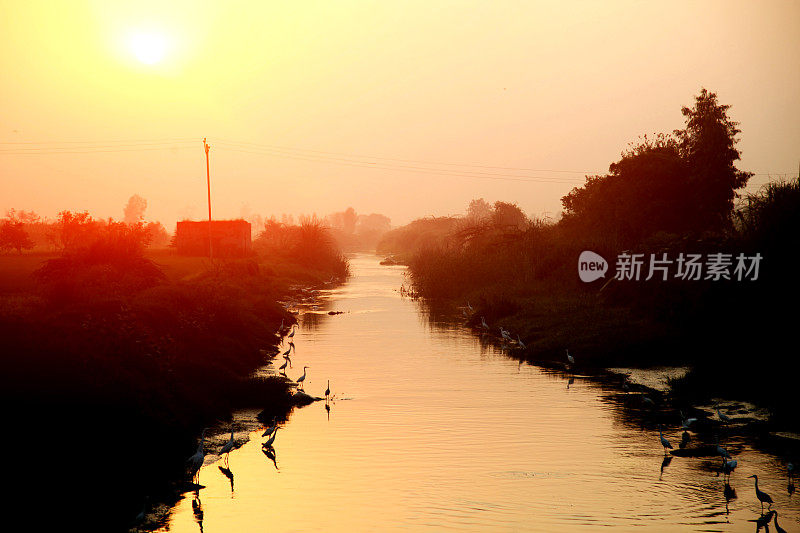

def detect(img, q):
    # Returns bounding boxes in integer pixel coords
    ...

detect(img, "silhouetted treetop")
[561,89,751,244]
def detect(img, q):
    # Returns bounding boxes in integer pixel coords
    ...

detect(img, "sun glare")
[129,31,168,65]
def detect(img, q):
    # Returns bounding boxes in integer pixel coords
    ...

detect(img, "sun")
[129,31,168,65]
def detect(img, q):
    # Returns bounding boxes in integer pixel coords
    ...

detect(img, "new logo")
[578,251,608,282]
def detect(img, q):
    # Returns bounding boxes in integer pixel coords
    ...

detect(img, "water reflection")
[218,466,234,492]
[191,491,203,533]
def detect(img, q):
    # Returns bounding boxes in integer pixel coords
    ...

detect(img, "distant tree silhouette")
[491,201,528,229]
[0,219,34,254]
[466,198,492,222]
[123,194,148,224]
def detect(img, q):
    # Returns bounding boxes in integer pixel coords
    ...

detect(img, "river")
[156,254,798,532]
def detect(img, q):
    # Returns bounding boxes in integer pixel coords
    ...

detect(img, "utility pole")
[204,138,213,260]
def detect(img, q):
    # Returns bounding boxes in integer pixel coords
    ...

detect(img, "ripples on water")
[156,255,798,532]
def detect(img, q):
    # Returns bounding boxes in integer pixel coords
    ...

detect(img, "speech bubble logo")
[578,251,608,282]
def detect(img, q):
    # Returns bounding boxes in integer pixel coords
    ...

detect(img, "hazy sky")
[1,1,798,228]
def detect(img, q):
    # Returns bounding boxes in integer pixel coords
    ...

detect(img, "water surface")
[158,254,798,532]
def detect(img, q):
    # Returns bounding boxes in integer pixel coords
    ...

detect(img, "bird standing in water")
[325,380,330,400]
[187,428,208,484]
[296,366,309,390]
[658,426,673,454]
[748,474,774,512]
[219,426,235,466]
[264,427,280,448]
[566,349,575,366]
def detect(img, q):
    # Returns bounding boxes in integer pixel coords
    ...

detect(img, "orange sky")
[1,1,798,228]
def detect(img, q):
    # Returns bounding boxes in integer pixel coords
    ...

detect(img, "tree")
[47,211,96,251]
[674,88,752,230]
[491,201,528,229]
[123,194,148,224]
[466,198,492,222]
[561,89,751,244]
[0,220,34,254]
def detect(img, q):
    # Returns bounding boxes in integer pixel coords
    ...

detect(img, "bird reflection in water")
[262,446,279,470]
[754,510,774,532]
[788,478,795,496]
[191,490,204,533]
[218,465,234,492]
[325,400,331,421]
[659,455,672,480]
[723,482,736,516]
[566,376,574,390]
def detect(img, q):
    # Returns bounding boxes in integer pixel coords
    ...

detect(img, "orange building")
[175,220,252,257]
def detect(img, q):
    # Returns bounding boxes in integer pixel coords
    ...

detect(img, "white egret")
[680,410,698,429]
[566,349,575,365]
[186,428,208,483]
[715,437,731,459]
[262,419,277,437]
[263,427,280,448]
[467,301,473,312]
[748,474,773,511]
[716,404,731,424]
[480,316,489,330]
[658,426,673,454]
[219,427,235,466]
[296,366,309,390]
[722,458,737,478]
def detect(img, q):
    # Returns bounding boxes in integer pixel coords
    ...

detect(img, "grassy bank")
[0,221,348,530]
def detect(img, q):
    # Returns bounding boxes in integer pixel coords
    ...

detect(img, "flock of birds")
[654,401,795,530]
[470,303,796,532]
[185,317,334,487]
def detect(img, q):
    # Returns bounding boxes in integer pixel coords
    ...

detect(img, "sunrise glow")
[129,31,168,65]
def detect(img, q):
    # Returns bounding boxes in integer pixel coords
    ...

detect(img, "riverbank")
[1,244,347,530]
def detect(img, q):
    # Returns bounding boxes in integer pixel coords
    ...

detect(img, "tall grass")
[254,217,349,280]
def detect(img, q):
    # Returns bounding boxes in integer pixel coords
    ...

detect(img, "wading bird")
[467,301,473,313]
[325,380,330,400]
[187,428,208,484]
[263,427,280,448]
[566,349,575,365]
[278,360,288,374]
[480,316,489,330]
[516,335,526,350]
[284,353,292,369]
[658,426,673,454]
[282,347,291,357]
[287,325,297,340]
[716,404,731,424]
[219,426,235,466]
[722,458,737,479]
[715,438,731,459]
[680,410,698,429]
[296,366,309,390]
[262,419,277,437]
[748,474,774,512]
